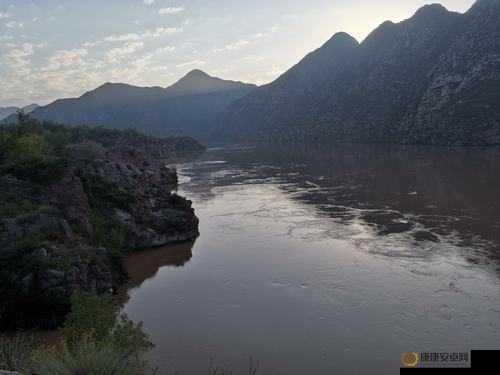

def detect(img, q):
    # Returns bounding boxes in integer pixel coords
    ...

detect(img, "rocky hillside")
[0,116,204,329]
[4,70,256,142]
[222,0,500,146]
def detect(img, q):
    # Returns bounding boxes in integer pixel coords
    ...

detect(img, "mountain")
[403,0,500,145]
[21,103,40,113]
[222,33,359,140]
[0,104,39,120]
[165,69,254,97]
[0,107,19,121]
[5,71,256,142]
[222,0,500,146]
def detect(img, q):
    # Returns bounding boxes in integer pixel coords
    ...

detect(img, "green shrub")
[8,133,48,165]
[62,293,117,345]
[28,292,155,375]
[63,292,153,355]
[30,337,149,375]
[0,333,37,372]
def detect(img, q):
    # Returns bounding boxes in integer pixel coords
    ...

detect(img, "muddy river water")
[122,144,500,374]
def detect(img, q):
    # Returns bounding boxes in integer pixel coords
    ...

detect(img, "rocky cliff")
[222,0,500,146]
[0,119,204,329]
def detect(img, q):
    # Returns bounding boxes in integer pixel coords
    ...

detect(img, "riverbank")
[0,117,204,329]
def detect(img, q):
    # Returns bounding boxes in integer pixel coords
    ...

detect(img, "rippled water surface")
[122,144,500,374]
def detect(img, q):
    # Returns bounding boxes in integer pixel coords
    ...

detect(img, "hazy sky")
[0,0,475,107]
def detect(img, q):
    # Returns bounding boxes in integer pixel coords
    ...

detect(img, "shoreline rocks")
[0,132,203,329]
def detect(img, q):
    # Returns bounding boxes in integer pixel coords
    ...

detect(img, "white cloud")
[43,48,88,71]
[106,42,144,63]
[225,40,250,51]
[158,7,184,15]
[143,0,155,5]
[90,27,182,47]
[4,43,34,72]
[213,39,250,53]
[176,60,206,68]
[104,33,141,42]
[0,12,11,19]
[142,26,183,38]
[5,20,23,28]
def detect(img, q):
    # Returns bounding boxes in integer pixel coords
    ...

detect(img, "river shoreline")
[0,120,204,330]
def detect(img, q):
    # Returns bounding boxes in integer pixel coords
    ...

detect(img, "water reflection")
[124,241,194,289]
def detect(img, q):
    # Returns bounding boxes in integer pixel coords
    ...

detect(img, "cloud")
[176,60,206,68]
[0,12,11,19]
[225,40,250,51]
[4,43,34,73]
[212,26,279,54]
[143,0,155,5]
[128,45,175,72]
[86,27,183,47]
[43,48,88,71]
[213,39,250,53]
[104,33,141,42]
[158,7,184,15]
[5,20,23,28]
[141,26,182,38]
[106,41,144,63]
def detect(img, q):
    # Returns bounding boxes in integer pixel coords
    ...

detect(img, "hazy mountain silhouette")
[222,0,500,146]
[8,71,255,141]
[0,104,39,120]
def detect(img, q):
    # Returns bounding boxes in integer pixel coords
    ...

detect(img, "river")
[122,144,500,374]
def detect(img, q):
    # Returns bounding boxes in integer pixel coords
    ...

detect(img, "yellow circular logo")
[402,352,420,368]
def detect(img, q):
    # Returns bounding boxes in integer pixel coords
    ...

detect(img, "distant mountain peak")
[95,82,139,90]
[323,32,359,48]
[184,69,211,79]
[412,3,450,19]
[0,103,39,120]
[166,70,256,97]
[331,32,358,42]
[22,103,39,113]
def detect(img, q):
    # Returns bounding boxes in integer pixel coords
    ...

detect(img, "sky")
[0,0,475,107]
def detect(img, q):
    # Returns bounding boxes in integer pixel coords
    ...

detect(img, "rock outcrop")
[0,124,204,329]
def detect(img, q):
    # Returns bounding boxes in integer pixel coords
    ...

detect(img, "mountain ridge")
[0,104,39,121]
[3,70,256,141]
[221,0,500,146]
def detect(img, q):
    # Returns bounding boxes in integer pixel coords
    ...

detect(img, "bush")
[8,133,48,165]
[62,293,117,346]
[0,292,154,374]
[0,333,37,372]
[30,337,150,375]
[24,292,154,375]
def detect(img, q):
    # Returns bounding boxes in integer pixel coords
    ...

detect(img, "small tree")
[8,133,47,165]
